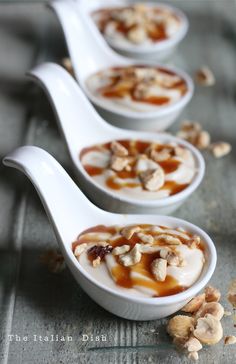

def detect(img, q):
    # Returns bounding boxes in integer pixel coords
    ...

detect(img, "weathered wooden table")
[0,1,236,363]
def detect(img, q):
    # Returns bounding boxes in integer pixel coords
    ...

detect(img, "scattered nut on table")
[167,315,195,339]
[195,66,215,86]
[193,314,223,345]
[210,142,232,158]
[227,278,236,307]
[205,285,221,302]
[224,335,236,345]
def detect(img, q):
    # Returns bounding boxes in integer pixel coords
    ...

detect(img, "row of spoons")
[2,1,216,320]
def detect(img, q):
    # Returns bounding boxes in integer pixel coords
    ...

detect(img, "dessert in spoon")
[49,0,193,131]
[3,146,216,320]
[28,63,204,214]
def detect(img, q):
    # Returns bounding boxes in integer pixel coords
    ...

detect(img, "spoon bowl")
[49,0,193,131]
[3,146,216,320]
[28,62,204,215]
[79,0,189,61]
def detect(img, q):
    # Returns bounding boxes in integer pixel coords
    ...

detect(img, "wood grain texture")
[0,1,236,363]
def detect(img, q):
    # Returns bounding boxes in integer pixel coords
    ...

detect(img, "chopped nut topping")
[119,244,142,266]
[149,148,171,162]
[139,167,165,191]
[184,337,202,352]
[193,314,223,345]
[92,256,101,267]
[74,243,87,257]
[139,245,161,254]
[157,234,182,245]
[112,245,130,256]
[224,335,236,345]
[127,25,147,44]
[151,258,167,281]
[137,232,154,244]
[210,142,232,158]
[167,315,194,339]
[182,294,206,313]
[110,155,130,171]
[121,225,141,240]
[111,141,128,156]
[205,286,221,302]
[188,235,201,249]
[174,146,189,160]
[195,66,215,86]
[160,247,184,266]
[195,302,224,321]
[227,278,236,307]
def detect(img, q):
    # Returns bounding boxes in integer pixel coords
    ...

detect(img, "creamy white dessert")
[73,224,205,298]
[86,65,188,114]
[80,140,196,200]
[92,4,182,49]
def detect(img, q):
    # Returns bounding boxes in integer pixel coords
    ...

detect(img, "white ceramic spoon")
[49,0,194,131]
[3,146,216,320]
[28,62,204,215]
[77,0,189,61]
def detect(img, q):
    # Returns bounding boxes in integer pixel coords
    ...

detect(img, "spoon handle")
[3,146,96,243]
[28,63,112,149]
[49,0,121,81]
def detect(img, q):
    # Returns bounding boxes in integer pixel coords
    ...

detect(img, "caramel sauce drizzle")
[96,65,187,106]
[73,224,204,297]
[93,7,180,43]
[80,139,189,195]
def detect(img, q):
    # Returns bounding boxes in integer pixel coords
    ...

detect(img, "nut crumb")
[139,167,165,191]
[149,148,171,162]
[110,155,130,171]
[127,25,147,44]
[188,235,201,249]
[151,258,167,281]
[188,351,199,361]
[195,66,215,86]
[92,256,101,267]
[137,232,154,244]
[74,243,87,257]
[210,142,232,158]
[112,245,130,256]
[224,335,236,345]
[121,225,141,240]
[111,141,128,157]
[160,248,184,267]
[184,337,202,352]
[119,244,142,266]
[157,234,182,246]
